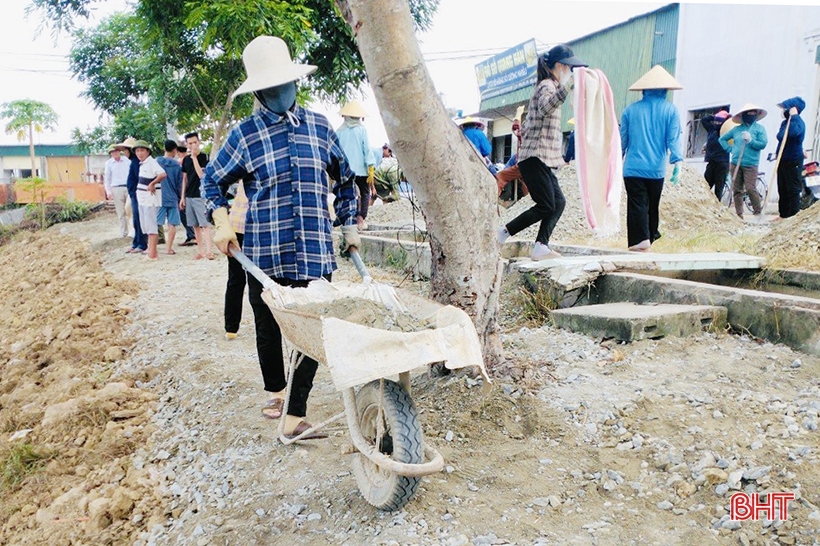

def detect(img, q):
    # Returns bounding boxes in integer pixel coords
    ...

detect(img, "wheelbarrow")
[230,247,489,510]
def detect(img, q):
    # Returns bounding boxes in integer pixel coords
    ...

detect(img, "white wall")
[675,4,820,169]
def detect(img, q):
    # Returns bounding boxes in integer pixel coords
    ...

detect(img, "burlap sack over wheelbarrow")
[261,279,490,391]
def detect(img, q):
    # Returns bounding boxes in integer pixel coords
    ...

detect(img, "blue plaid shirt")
[202,105,358,280]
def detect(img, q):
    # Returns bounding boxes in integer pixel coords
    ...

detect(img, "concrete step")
[550,302,727,342]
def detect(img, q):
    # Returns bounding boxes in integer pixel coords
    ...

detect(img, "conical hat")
[731,103,767,123]
[339,100,368,118]
[629,65,682,91]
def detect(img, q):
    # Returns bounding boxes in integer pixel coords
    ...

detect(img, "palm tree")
[0,99,59,177]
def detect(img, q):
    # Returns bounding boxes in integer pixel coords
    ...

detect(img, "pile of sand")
[288,297,430,332]
[0,231,160,543]
[756,201,820,269]
[500,163,743,247]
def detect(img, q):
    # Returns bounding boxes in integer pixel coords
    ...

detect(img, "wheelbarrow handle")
[349,248,371,281]
[231,244,370,285]
[228,245,278,291]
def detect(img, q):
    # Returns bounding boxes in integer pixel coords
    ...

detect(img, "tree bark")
[334,0,504,369]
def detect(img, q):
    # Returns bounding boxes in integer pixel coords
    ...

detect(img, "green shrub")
[0,443,52,490]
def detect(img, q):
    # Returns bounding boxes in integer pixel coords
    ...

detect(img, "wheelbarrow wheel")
[352,379,423,511]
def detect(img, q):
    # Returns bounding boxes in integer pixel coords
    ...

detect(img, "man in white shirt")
[104,144,132,237]
[133,140,167,260]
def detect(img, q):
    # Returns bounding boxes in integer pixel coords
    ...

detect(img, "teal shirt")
[719,122,767,167]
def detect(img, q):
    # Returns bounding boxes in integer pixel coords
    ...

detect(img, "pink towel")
[573,67,623,236]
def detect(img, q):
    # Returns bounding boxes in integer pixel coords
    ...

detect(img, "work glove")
[670,163,681,186]
[341,224,361,252]
[211,207,238,256]
[741,131,752,143]
[367,165,375,187]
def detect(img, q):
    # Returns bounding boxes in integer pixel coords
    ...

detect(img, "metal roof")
[0,144,83,157]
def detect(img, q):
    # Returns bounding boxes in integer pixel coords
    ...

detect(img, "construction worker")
[719,103,768,219]
[336,100,377,231]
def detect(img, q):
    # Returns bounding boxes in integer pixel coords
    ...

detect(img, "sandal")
[283,420,328,441]
[166,249,176,255]
[261,398,284,420]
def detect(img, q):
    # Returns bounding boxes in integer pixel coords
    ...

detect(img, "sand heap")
[756,201,820,269]
[500,163,743,246]
[288,297,430,332]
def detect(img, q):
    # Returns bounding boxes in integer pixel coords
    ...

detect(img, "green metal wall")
[478,4,680,131]
[566,4,679,126]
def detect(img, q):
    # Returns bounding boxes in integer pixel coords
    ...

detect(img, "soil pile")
[0,231,162,545]
[288,297,431,332]
[756,202,820,269]
[501,163,742,246]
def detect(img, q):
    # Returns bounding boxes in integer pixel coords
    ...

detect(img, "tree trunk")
[28,122,36,177]
[334,0,504,369]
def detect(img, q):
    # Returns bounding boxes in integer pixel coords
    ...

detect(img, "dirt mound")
[500,163,743,248]
[756,202,820,269]
[0,231,161,545]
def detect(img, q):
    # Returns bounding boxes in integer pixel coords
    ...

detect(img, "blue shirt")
[336,124,375,176]
[462,127,492,157]
[620,90,683,179]
[202,105,358,281]
[127,154,140,195]
[156,156,183,207]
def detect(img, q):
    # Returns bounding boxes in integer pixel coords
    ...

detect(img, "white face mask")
[343,116,362,127]
[255,82,297,115]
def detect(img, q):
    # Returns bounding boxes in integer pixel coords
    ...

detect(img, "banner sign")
[475,39,538,101]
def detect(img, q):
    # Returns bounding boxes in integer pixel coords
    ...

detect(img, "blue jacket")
[775,96,806,163]
[719,121,767,167]
[462,127,492,158]
[701,115,730,163]
[620,90,683,179]
[126,154,140,195]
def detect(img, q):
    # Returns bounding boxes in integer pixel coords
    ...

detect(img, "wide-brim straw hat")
[456,116,484,128]
[116,137,138,149]
[106,144,120,153]
[339,100,368,118]
[132,140,152,151]
[719,118,739,138]
[233,36,317,98]
[629,65,683,91]
[731,103,767,123]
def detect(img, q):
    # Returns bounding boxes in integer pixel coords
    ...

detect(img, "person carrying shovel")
[201,35,360,440]
[719,103,768,219]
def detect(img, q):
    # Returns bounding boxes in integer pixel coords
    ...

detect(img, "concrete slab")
[597,273,820,356]
[551,302,727,341]
[517,252,765,273]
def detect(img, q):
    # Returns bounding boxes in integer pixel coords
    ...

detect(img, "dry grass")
[757,246,820,272]
[0,411,42,435]
[650,230,761,255]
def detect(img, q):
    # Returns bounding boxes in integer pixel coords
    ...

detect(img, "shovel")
[762,114,792,209]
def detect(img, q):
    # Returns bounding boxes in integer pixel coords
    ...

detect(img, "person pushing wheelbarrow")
[719,103,768,219]
[201,35,361,440]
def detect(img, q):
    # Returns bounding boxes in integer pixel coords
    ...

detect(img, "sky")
[0,0,814,148]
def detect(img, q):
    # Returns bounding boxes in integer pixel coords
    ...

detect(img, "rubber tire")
[351,379,423,511]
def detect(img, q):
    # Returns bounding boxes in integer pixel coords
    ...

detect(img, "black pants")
[354,175,371,220]
[704,160,729,201]
[505,157,565,246]
[624,177,664,247]
[247,273,330,418]
[129,191,147,250]
[224,233,246,334]
[777,159,802,219]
